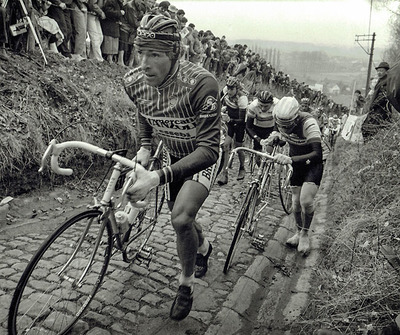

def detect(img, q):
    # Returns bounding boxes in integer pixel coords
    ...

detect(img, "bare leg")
[297,182,318,254]
[169,180,209,278]
[286,186,302,247]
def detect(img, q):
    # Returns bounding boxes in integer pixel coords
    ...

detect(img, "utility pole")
[355,32,375,96]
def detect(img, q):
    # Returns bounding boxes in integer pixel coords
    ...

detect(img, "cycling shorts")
[163,151,222,202]
[227,120,246,143]
[291,162,323,187]
[251,125,274,151]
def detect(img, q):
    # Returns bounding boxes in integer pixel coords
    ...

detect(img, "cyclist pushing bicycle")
[261,96,323,256]
[123,14,221,321]
[246,90,279,165]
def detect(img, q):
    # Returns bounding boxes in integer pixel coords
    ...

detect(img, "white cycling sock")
[179,273,194,291]
[198,239,210,256]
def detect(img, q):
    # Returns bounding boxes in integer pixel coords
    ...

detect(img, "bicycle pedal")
[251,235,266,251]
[136,246,153,267]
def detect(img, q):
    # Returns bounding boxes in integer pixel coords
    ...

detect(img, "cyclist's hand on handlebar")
[133,147,151,167]
[274,153,292,165]
[126,169,160,207]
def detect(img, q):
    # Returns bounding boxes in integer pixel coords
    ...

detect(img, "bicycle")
[223,144,285,274]
[8,138,166,335]
[277,162,293,215]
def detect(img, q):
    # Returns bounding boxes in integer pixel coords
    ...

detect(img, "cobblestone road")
[0,158,332,335]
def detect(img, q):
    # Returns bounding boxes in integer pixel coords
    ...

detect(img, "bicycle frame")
[38,139,163,281]
[227,145,275,229]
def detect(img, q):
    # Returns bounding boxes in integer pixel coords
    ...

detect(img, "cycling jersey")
[221,86,248,143]
[221,86,248,121]
[328,117,341,132]
[246,97,279,129]
[123,60,221,185]
[273,112,322,165]
[246,97,278,150]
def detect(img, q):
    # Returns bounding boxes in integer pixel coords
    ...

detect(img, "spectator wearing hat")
[361,61,393,141]
[168,4,178,19]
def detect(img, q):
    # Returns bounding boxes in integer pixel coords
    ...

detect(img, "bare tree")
[373,0,400,62]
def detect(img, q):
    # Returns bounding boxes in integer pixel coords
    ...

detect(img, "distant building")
[329,84,341,95]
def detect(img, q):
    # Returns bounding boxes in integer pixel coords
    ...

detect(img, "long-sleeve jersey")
[272,112,322,165]
[221,87,248,121]
[123,60,221,185]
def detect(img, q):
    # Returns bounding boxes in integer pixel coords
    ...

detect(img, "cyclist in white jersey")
[245,90,278,162]
[262,97,323,255]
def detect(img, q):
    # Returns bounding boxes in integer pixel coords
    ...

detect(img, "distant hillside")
[230,39,385,60]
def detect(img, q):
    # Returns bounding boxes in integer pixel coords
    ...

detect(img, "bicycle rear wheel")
[8,210,112,335]
[278,165,293,214]
[223,185,257,274]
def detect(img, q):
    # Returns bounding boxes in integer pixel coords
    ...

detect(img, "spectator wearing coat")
[86,0,106,61]
[362,61,393,141]
[118,0,144,66]
[47,0,74,57]
[101,0,124,63]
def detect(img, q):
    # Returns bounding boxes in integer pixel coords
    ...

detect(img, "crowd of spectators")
[2,0,394,129]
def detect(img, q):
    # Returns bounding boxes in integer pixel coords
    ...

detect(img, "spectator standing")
[167,4,177,20]
[0,0,9,74]
[124,14,220,321]
[352,89,365,115]
[70,0,88,60]
[101,0,124,63]
[175,8,185,30]
[86,0,105,62]
[361,61,392,141]
[118,0,144,66]
[189,29,202,65]
[47,0,73,58]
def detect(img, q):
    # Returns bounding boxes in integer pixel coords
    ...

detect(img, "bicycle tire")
[278,165,293,215]
[8,209,112,335]
[223,185,257,274]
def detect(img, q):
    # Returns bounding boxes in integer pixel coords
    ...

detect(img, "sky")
[172,0,396,50]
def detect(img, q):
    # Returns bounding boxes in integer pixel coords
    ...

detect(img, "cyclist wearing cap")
[262,96,323,255]
[311,106,328,133]
[299,98,312,113]
[123,14,221,321]
[217,76,249,185]
[246,90,278,157]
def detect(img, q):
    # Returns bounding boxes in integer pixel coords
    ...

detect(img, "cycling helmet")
[333,114,338,119]
[135,14,181,59]
[258,90,273,104]
[273,97,300,128]
[301,98,310,105]
[226,76,241,89]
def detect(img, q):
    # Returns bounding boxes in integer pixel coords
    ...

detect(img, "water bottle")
[115,210,129,235]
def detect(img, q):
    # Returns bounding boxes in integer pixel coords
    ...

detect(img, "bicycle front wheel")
[223,185,258,274]
[278,165,293,214]
[8,209,113,335]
